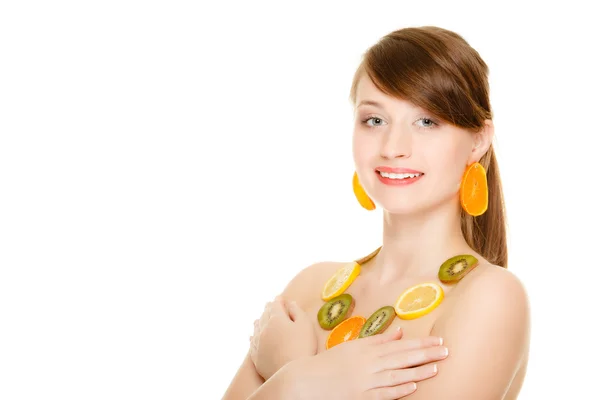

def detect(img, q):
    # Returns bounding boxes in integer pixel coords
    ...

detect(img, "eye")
[415,117,438,130]
[360,115,439,130]
[361,116,386,127]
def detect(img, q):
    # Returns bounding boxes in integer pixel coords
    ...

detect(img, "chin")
[381,205,426,216]
[376,198,427,216]
[377,192,457,217]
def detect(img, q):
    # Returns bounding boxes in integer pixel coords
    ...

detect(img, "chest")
[305,276,449,354]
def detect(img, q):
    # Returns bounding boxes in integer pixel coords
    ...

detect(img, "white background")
[1,1,598,399]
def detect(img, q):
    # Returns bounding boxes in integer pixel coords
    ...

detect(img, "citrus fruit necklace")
[318,246,479,350]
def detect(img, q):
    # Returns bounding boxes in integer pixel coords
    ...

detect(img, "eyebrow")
[356,100,384,108]
[356,99,424,113]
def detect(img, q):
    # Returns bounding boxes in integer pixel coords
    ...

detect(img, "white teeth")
[379,171,422,179]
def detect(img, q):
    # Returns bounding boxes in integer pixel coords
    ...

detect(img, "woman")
[223,25,530,399]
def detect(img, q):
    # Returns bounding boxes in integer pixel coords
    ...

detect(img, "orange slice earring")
[460,162,488,216]
[352,171,376,211]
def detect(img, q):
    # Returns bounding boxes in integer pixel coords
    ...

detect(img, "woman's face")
[352,74,493,215]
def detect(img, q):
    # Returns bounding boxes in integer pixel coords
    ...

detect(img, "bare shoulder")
[435,261,531,339]
[279,260,347,309]
[443,262,529,317]
[459,262,529,306]
[411,262,532,399]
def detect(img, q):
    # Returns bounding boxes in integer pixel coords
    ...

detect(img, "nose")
[380,126,412,159]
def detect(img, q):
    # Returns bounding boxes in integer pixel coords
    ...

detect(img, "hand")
[285,327,448,400]
[250,295,317,380]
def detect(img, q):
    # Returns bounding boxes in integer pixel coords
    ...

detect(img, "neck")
[370,201,473,284]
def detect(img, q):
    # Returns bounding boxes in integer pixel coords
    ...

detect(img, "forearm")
[247,366,294,400]
[223,349,311,400]
[222,351,266,400]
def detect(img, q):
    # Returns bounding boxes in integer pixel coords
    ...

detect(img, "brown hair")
[349,26,508,268]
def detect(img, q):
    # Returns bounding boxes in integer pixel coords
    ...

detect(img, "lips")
[376,170,423,186]
[374,166,424,187]
[376,166,424,174]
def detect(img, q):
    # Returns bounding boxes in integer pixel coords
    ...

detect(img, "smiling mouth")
[377,170,424,180]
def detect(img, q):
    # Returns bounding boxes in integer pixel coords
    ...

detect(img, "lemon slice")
[322,262,361,301]
[394,282,444,320]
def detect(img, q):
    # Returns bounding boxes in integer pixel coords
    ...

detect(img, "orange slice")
[321,262,361,301]
[460,162,488,216]
[353,171,376,210]
[394,282,444,320]
[326,316,366,349]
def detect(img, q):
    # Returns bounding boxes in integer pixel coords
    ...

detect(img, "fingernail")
[409,382,417,391]
[439,337,444,345]
[440,347,449,357]
[432,364,438,373]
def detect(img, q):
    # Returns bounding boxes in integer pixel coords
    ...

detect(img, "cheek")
[352,131,374,164]
[426,140,469,184]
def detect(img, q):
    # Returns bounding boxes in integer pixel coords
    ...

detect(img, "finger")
[259,302,272,322]
[270,296,289,319]
[258,306,272,329]
[371,363,438,389]
[375,335,444,357]
[253,319,260,336]
[251,334,258,351]
[364,326,404,345]
[249,335,257,359]
[287,300,304,322]
[378,346,449,370]
[365,382,417,400]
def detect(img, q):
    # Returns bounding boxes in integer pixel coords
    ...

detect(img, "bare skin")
[291,254,529,400]
[224,72,531,399]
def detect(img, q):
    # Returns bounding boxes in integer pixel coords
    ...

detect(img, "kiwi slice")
[358,306,395,338]
[438,254,479,283]
[317,293,355,330]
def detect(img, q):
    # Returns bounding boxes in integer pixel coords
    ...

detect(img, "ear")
[469,119,494,164]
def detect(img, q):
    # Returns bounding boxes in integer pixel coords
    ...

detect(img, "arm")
[406,269,531,399]
[222,262,331,400]
[246,364,294,400]
[221,352,297,400]
[221,350,265,400]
